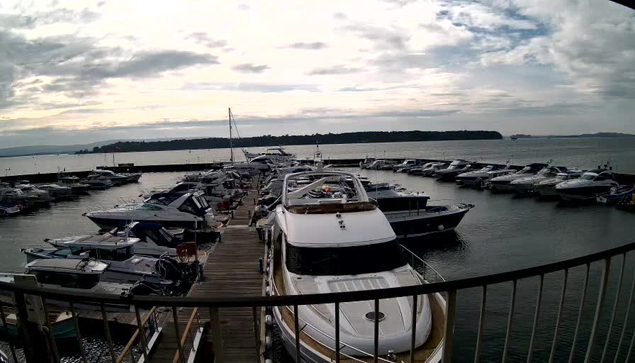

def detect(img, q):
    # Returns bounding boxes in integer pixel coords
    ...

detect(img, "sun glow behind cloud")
[0,0,634,147]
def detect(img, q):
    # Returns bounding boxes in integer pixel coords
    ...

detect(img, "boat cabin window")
[32,271,100,289]
[580,173,598,181]
[594,173,613,181]
[171,184,193,193]
[137,204,163,211]
[285,239,406,275]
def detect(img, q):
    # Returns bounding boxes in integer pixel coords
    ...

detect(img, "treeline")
[79,130,503,154]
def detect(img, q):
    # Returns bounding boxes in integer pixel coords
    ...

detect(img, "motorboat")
[85,192,215,230]
[597,185,635,205]
[366,159,398,170]
[455,165,514,188]
[270,170,445,362]
[433,160,475,181]
[510,166,568,194]
[58,176,91,194]
[38,184,74,201]
[245,146,296,164]
[0,311,76,341]
[0,204,22,217]
[83,174,113,190]
[15,183,53,204]
[44,222,184,257]
[556,169,619,201]
[0,259,172,304]
[374,194,473,238]
[535,172,583,198]
[22,239,199,294]
[419,162,446,177]
[408,162,438,176]
[359,157,376,169]
[392,159,419,173]
[123,173,142,183]
[89,170,129,186]
[487,163,548,192]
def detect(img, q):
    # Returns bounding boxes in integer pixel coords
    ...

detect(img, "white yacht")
[455,165,514,188]
[85,192,215,230]
[419,162,446,177]
[510,166,569,194]
[16,183,53,204]
[487,163,548,192]
[38,184,73,201]
[392,159,419,173]
[58,176,91,194]
[535,172,583,198]
[270,171,445,363]
[83,174,113,190]
[433,160,474,181]
[556,169,619,201]
[89,170,129,186]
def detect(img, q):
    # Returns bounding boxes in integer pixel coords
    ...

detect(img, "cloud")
[185,32,228,48]
[181,82,319,93]
[232,63,271,73]
[342,23,409,50]
[285,42,328,50]
[307,65,363,75]
[0,8,100,29]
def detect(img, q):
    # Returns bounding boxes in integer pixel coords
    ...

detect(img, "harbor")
[0,145,634,362]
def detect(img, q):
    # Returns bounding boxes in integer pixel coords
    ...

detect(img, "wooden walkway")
[152,189,265,363]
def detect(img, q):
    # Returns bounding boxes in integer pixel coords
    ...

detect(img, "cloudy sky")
[0,0,634,148]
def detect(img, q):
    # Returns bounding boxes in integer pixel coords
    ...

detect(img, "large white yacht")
[556,169,619,201]
[270,171,445,363]
[487,163,548,191]
[509,166,568,194]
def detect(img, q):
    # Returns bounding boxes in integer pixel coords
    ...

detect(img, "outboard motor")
[156,256,185,282]
[127,281,170,296]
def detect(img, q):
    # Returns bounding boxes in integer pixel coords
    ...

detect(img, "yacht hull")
[385,205,471,239]
[87,215,203,230]
[557,186,614,201]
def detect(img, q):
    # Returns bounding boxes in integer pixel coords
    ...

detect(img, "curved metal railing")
[0,239,634,363]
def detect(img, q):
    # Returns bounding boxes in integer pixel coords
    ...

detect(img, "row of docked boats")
[0,170,142,217]
[363,158,633,204]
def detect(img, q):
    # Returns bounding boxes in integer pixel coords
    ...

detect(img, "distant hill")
[0,140,120,157]
[560,132,635,138]
[81,130,503,154]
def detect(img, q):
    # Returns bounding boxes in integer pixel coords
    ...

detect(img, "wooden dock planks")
[152,190,265,363]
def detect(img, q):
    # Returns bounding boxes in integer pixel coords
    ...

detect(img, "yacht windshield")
[580,173,597,181]
[285,239,406,275]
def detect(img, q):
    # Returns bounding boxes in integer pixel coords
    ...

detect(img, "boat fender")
[265,314,273,326]
[265,334,272,348]
[438,225,445,231]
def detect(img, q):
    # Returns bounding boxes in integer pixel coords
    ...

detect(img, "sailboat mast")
[228,107,234,164]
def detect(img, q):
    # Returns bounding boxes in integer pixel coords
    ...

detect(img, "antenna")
[228,108,234,165]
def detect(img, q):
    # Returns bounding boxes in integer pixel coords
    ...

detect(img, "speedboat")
[44,222,184,257]
[58,176,91,194]
[510,166,568,195]
[487,163,548,192]
[367,159,398,170]
[38,184,73,201]
[22,239,199,294]
[419,162,446,177]
[535,172,583,198]
[556,169,619,201]
[123,173,142,183]
[83,174,113,190]
[359,157,376,169]
[455,165,514,188]
[245,146,296,164]
[89,170,129,186]
[270,170,445,362]
[392,159,419,173]
[408,162,440,176]
[433,159,475,181]
[85,192,215,230]
[375,194,473,238]
[16,183,53,205]
[597,185,635,205]
[0,205,22,217]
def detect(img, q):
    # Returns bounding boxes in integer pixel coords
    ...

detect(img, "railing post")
[601,254,626,363]
[40,298,61,363]
[335,302,340,363]
[134,305,149,362]
[473,286,487,363]
[410,294,418,363]
[252,306,260,363]
[614,258,635,363]
[569,264,591,363]
[209,307,224,363]
[549,269,569,363]
[173,306,185,363]
[100,304,117,363]
[443,290,457,363]
[502,280,518,363]
[527,274,545,363]
[69,302,88,363]
[584,258,611,363]
[294,304,301,362]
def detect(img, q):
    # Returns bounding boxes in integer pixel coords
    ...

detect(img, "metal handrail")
[3,240,633,308]
[399,244,446,283]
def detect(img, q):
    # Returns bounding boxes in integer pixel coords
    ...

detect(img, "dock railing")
[1,239,635,363]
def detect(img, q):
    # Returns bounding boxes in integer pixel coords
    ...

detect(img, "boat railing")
[1,239,635,363]
[399,244,446,284]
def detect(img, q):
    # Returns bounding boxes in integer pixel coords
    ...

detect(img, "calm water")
[1,139,634,361]
[2,137,635,176]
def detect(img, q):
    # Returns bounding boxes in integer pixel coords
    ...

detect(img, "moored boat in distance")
[433,159,475,181]
[535,171,583,198]
[455,164,514,188]
[487,163,548,192]
[556,169,619,202]
[270,170,446,363]
[510,166,568,195]
[596,185,635,205]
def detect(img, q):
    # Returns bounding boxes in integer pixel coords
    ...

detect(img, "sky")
[0,0,634,148]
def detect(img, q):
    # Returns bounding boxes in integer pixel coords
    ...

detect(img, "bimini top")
[281,171,372,209]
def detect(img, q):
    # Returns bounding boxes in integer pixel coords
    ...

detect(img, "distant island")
[77,130,503,154]
[510,134,532,140]
[509,132,634,140]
